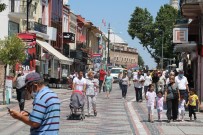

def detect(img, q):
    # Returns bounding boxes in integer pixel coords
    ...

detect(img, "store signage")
[173,28,188,43]
[17,33,37,74]
[63,32,75,43]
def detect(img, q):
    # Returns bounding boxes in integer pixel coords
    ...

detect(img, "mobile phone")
[7,107,10,111]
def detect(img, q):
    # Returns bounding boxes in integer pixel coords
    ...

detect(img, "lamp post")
[161,32,164,70]
[26,0,33,31]
[107,23,110,64]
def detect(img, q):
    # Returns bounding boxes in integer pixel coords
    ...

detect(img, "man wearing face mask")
[9,72,60,135]
[13,67,26,111]
[175,69,189,103]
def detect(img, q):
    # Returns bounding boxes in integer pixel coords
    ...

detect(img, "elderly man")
[9,72,60,135]
[175,69,189,103]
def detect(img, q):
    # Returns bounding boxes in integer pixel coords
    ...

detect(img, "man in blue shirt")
[9,72,60,135]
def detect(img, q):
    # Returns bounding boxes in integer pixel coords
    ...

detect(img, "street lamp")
[107,23,110,65]
[155,29,164,70]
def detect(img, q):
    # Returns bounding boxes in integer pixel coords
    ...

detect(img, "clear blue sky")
[68,0,170,69]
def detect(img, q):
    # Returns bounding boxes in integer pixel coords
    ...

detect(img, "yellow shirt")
[188,94,198,106]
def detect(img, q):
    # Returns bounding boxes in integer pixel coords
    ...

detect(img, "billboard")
[17,33,36,74]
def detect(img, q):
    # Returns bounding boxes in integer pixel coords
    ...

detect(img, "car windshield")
[111,69,122,73]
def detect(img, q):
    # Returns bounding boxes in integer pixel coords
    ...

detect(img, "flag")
[102,19,106,27]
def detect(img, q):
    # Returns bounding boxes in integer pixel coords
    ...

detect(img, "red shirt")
[99,70,106,81]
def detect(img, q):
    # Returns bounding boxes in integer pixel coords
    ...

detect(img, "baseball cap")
[25,72,42,86]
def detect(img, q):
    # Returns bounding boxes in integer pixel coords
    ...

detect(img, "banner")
[17,33,36,74]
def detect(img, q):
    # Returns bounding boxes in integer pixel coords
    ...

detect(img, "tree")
[138,54,144,67]
[0,2,6,12]
[128,5,178,67]
[0,35,26,104]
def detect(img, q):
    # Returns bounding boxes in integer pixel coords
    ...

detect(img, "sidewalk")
[129,95,203,135]
[0,88,18,111]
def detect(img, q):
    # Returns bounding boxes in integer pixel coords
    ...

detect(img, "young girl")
[156,91,164,122]
[178,95,186,121]
[146,84,156,123]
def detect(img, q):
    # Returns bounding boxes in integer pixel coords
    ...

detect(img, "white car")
[110,68,127,83]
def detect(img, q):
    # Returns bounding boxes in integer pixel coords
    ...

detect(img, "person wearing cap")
[9,72,60,135]
[175,69,189,103]
[13,66,26,111]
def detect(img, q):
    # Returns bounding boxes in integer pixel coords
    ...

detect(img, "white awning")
[174,42,197,53]
[36,40,73,65]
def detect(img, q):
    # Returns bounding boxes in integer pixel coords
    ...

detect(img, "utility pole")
[27,0,32,31]
[107,23,110,65]
[161,32,164,70]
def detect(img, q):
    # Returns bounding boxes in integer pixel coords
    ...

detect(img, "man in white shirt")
[144,71,152,96]
[133,71,145,102]
[175,70,189,102]
[73,71,86,93]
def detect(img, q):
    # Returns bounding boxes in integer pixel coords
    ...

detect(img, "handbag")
[170,85,179,99]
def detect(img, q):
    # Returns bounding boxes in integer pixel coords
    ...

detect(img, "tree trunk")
[3,64,7,105]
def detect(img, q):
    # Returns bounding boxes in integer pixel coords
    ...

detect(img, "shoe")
[194,118,197,121]
[151,121,154,123]
[190,117,192,121]
[94,111,97,116]
[167,119,171,123]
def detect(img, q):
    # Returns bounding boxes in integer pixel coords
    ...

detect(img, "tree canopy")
[0,3,6,12]
[138,54,144,67]
[128,5,178,67]
[0,35,26,66]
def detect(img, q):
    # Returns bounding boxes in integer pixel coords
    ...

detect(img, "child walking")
[178,95,186,121]
[156,91,164,122]
[187,88,200,121]
[146,84,156,123]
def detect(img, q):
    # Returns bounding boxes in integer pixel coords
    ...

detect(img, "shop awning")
[174,42,197,53]
[36,40,73,65]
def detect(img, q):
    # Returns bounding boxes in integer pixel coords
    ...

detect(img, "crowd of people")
[7,66,201,134]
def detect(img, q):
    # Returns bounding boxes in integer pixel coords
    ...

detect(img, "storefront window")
[8,21,19,36]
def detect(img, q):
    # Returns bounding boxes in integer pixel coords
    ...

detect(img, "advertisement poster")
[92,54,102,72]
[17,33,36,74]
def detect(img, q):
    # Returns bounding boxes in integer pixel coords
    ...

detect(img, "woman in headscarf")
[86,71,98,116]
[103,70,114,98]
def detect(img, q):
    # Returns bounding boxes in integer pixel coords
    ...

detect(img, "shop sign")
[17,33,37,74]
[92,54,102,72]
[173,28,188,43]
[63,32,75,43]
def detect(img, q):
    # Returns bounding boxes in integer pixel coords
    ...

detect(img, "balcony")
[8,0,37,19]
[180,0,203,18]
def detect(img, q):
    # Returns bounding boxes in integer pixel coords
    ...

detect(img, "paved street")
[0,84,203,135]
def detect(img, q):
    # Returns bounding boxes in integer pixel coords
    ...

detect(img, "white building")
[170,0,179,10]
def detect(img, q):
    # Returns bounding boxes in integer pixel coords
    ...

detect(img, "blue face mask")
[179,74,183,78]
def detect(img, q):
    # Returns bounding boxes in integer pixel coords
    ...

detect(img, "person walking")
[146,84,156,123]
[9,72,60,135]
[103,70,114,98]
[175,69,189,103]
[72,70,86,93]
[133,71,145,102]
[156,91,164,122]
[144,71,152,97]
[118,71,123,90]
[187,88,200,121]
[86,71,98,116]
[13,67,26,111]
[178,95,186,121]
[98,68,106,93]
[121,72,130,99]
[164,75,180,123]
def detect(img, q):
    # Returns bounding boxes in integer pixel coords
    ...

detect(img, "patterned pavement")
[0,84,136,135]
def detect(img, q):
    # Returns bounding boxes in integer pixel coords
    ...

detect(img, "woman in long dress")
[103,70,114,98]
